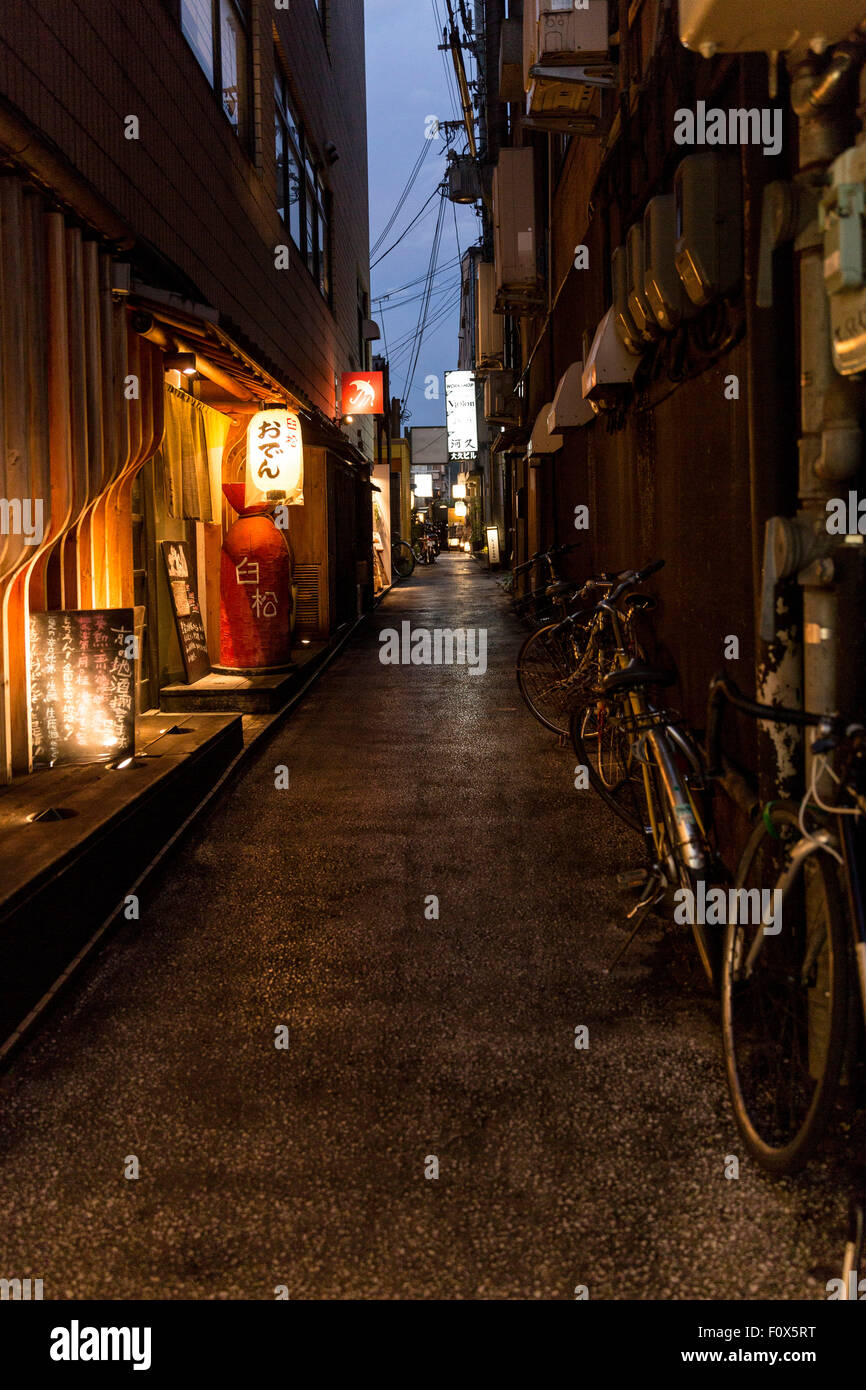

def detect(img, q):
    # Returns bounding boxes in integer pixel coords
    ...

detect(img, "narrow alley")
[0,556,851,1300]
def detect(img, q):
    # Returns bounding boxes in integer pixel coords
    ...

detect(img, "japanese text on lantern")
[245,408,304,507]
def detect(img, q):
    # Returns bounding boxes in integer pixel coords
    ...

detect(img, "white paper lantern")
[245,408,304,507]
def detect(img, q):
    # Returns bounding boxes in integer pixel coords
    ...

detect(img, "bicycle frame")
[595,599,709,875]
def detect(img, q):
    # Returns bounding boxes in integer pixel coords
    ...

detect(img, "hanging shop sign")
[162,541,211,684]
[30,609,135,767]
[245,407,304,509]
[341,371,384,415]
[452,482,467,499]
[413,473,434,498]
[445,370,478,461]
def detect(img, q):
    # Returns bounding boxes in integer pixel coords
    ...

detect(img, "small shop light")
[462,541,471,552]
[246,405,304,507]
[452,483,467,499]
[111,756,135,770]
[300,638,311,646]
[454,500,467,518]
[343,414,354,424]
[164,352,198,377]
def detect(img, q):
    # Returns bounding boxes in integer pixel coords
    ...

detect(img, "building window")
[275,60,331,301]
[180,0,249,142]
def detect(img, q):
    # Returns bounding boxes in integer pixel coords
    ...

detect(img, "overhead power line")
[370,138,433,258]
[370,184,445,269]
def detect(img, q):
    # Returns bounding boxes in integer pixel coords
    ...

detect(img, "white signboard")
[445,370,478,462]
[413,473,434,498]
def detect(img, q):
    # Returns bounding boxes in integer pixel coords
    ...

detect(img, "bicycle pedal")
[617,867,649,890]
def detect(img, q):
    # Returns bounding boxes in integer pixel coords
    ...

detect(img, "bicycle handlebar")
[512,541,583,576]
[705,673,828,777]
[600,559,666,608]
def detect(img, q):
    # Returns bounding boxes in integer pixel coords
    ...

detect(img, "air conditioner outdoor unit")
[525,78,602,133]
[493,148,545,313]
[476,261,505,371]
[484,370,518,424]
[523,0,611,133]
[524,0,610,87]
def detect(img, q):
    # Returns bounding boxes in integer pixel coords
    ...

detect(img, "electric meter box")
[611,245,644,355]
[678,0,866,58]
[626,223,660,341]
[821,142,866,374]
[643,195,691,332]
[674,154,742,307]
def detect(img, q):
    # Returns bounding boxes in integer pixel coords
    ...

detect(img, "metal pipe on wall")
[788,43,864,749]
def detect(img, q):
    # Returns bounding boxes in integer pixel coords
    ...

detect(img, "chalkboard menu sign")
[30,609,136,767]
[161,541,211,684]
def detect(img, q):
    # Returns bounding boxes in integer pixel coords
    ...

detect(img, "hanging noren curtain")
[160,384,230,523]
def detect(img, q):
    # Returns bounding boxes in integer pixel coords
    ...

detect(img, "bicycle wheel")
[721,802,849,1174]
[516,620,587,735]
[571,696,644,834]
[392,541,415,579]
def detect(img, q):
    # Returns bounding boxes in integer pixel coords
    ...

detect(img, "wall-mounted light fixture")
[164,352,198,377]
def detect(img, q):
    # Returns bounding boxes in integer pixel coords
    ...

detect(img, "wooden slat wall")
[0,176,165,781]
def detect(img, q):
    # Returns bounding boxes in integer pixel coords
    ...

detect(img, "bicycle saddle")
[544,580,575,599]
[601,660,676,694]
[623,593,657,612]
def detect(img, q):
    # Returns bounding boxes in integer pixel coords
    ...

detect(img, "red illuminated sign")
[341,371,384,416]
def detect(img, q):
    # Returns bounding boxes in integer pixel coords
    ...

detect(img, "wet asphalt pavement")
[0,553,857,1299]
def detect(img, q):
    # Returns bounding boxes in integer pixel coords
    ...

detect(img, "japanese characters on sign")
[341,371,384,416]
[30,609,136,767]
[161,541,211,684]
[234,556,279,620]
[445,370,478,462]
[245,408,304,509]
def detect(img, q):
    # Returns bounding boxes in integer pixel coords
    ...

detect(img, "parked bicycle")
[413,532,437,566]
[517,560,656,739]
[511,541,585,628]
[392,539,415,579]
[706,675,866,1173]
[565,577,718,985]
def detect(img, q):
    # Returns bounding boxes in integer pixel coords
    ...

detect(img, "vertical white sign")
[445,371,478,462]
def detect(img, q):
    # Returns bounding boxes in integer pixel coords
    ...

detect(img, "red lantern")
[218,484,293,672]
